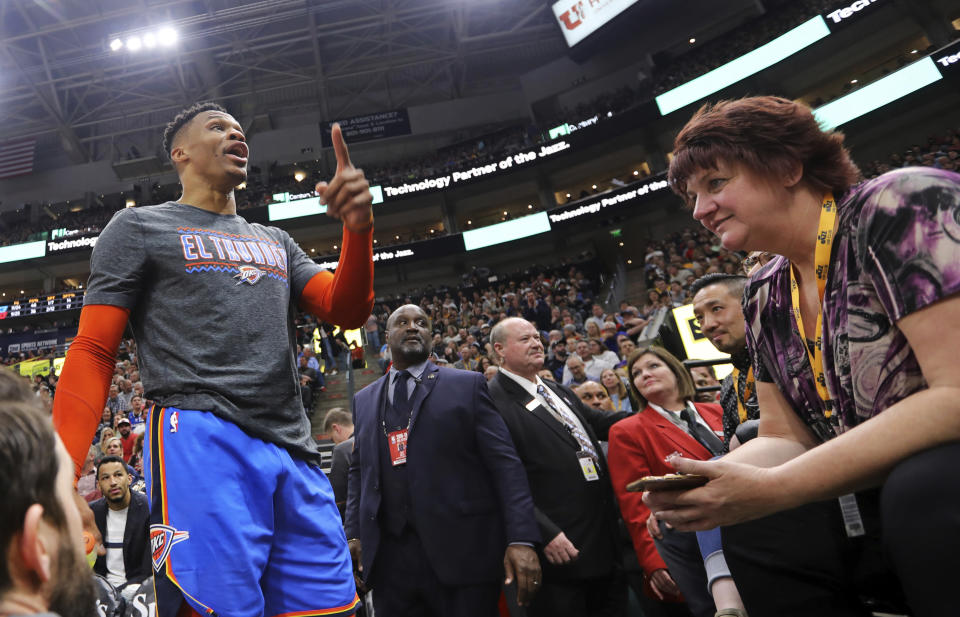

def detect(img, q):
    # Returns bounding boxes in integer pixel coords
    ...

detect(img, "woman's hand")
[642,455,790,532]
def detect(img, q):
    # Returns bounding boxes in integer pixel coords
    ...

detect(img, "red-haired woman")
[647,95,960,617]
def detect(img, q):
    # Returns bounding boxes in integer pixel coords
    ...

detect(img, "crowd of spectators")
[862,126,960,178]
[359,230,742,414]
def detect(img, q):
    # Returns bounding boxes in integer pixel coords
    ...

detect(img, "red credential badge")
[388,429,408,466]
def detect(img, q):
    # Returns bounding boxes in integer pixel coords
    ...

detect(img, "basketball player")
[53,102,375,617]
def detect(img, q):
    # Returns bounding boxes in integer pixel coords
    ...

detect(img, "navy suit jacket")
[345,361,540,586]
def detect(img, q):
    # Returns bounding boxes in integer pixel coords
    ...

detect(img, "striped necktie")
[537,384,599,464]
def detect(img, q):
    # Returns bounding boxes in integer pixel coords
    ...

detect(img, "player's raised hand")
[316,123,373,232]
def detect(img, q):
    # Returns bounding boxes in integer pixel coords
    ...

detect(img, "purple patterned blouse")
[743,167,960,443]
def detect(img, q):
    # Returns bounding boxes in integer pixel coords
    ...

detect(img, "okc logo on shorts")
[234,265,264,285]
[151,524,190,572]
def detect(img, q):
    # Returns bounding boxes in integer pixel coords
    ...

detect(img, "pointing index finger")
[331,122,352,171]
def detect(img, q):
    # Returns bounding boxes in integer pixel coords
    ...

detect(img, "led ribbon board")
[0,240,46,264]
[267,187,384,222]
[462,212,552,251]
[381,140,572,200]
[813,57,943,129]
[655,16,832,115]
[267,192,327,222]
[548,176,670,226]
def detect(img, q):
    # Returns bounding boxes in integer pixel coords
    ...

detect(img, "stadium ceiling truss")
[0,0,567,162]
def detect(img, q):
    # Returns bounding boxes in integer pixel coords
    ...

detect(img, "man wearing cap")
[116,416,136,461]
[621,307,648,339]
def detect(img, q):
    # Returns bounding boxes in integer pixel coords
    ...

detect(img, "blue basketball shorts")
[145,406,360,617]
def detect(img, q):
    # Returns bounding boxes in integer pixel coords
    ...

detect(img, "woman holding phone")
[607,347,725,616]
[647,96,960,616]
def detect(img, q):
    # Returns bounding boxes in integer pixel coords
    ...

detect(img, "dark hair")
[690,364,717,379]
[668,96,861,205]
[0,371,65,593]
[688,273,748,300]
[96,455,128,478]
[625,347,696,408]
[162,101,228,160]
[322,408,353,434]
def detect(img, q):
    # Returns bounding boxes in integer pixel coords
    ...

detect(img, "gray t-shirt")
[85,202,324,461]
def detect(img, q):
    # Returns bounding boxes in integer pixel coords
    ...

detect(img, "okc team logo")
[234,265,263,285]
[151,524,190,572]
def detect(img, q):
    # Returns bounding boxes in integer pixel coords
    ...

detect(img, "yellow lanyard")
[789,193,837,417]
[731,366,754,423]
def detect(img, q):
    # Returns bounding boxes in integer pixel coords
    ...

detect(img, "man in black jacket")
[522,290,552,333]
[488,317,628,617]
[91,455,151,596]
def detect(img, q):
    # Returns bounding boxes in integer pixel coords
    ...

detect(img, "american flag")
[0,139,36,179]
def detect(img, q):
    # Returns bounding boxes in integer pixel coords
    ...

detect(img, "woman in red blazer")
[607,346,722,614]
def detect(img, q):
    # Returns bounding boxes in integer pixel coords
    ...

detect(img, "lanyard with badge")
[789,193,863,537]
[525,391,601,482]
[382,379,415,467]
[788,193,836,419]
[382,416,411,467]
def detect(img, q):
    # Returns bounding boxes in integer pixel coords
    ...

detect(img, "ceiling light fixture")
[158,27,178,47]
[112,27,178,53]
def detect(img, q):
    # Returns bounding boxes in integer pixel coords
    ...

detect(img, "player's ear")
[170,144,189,165]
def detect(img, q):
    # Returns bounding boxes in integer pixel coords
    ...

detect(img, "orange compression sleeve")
[53,304,130,481]
[299,224,374,330]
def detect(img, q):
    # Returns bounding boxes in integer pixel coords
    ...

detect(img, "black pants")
[722,443,960,617]
[369,529,500,617]
[526,572,626,617]
[653,527,714,617]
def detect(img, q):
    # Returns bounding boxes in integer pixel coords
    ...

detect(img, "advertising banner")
[321,110,412,146]
[551,0,641,48]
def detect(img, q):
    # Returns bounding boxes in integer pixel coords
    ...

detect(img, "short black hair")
[688,273,748,300]
[0,371,65,593]
[96,455,128,478]
[162,101,228,160]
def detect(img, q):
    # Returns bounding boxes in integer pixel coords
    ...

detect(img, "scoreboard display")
[4,291,84,318]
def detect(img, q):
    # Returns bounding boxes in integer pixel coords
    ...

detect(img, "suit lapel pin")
[428,374,436,380]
